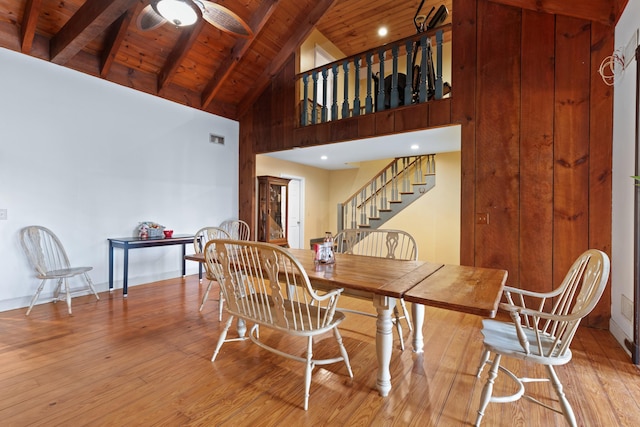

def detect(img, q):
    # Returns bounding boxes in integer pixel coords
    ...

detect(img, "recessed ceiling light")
[378,27,388,37]
[411,144,420,150]
[321,155,328,160]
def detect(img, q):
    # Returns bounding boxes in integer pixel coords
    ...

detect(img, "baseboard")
[0,270,185,313]
[609,318,633,358]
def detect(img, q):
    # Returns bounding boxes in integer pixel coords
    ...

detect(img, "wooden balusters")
[297,28,449,127]
[354,57,361,116]
[342,60,350,119]
[365,53,374,114]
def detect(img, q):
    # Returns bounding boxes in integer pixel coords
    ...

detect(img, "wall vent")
[210,134,225,145]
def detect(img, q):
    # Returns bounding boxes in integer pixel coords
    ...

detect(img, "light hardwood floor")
[1,275,639,426]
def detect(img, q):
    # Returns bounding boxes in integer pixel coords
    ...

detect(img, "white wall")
[611,0,639,352]
[0,48,239,311]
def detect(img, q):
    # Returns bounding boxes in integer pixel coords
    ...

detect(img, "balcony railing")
[297,25,450,127]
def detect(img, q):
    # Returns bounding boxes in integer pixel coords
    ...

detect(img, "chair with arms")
[219,219,251,241]
[194,226,231,317]
[20,225,100,315]
[333,228,417,350]
[204,238,353,410]
[473,249,610,427]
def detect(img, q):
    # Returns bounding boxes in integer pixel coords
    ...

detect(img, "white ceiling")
[263,125,461,170]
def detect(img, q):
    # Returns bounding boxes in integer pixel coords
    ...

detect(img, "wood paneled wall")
[239,0,613,327]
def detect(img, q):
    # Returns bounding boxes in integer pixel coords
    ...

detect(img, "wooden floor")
[1,275,639,426]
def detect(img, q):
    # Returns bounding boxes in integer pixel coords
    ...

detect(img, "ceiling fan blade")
[199,1,252,38]
[136,4,167,31]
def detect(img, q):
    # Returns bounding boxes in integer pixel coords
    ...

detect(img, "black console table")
[108,234,194,297]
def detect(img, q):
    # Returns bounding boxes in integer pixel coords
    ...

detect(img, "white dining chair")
[204,238,353,410]
[219,219,251,241]
[333,228,417,350]
[193,226,230,318]
[20,225,100,315]
[473,249,610,427]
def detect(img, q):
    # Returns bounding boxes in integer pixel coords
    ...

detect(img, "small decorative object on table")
[314,231,335,264]
[163,229,174,238]
[138,221,165,239]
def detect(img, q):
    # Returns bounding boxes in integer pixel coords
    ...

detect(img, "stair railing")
[337,154,435,231]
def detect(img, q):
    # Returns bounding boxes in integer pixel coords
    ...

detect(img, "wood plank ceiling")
[0,0,624,122]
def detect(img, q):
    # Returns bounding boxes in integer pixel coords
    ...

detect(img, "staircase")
[337,154,436,231]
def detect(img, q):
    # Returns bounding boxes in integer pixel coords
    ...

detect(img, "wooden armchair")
[219,219,251,241]
[474,249,610,426]
[333,228,418,350]
[20,225,99,315]
[204,239,353,410]
[193,226,230,317]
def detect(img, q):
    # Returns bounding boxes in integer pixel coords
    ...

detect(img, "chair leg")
[475,353,501,427]
[53,278,63,301]
[64,278,72,315]
[84,273,100,300]
[546,365,577,427]
[476,349,491,377]
[333,326,353,378]
[399,298,412,331]
[211,315,235,362]
[25,279,48,316]
[218,290,225,322]
[303,336,314,411]
[199,280,214,312]
[393,304,405,351]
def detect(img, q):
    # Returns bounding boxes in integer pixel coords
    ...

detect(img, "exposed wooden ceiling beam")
[100,4,137,78]
[201,0,281,109]
[237,0,339,117]
[488,0,617,25]
[20,0,43,54]
[158,19,206,93]
[50,0,138,65]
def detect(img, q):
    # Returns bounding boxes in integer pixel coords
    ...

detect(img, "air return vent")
[210,134,225,145]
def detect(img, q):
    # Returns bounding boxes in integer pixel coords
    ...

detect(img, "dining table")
[186,246,507,397]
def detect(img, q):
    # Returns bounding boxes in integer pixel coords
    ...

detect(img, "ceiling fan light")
[154,0,198,27]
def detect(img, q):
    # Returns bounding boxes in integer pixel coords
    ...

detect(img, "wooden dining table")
[186,247,507,397]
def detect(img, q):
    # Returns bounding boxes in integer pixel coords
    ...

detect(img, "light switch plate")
[0,209,7,220]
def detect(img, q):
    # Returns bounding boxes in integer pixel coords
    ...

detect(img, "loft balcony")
[293,25,453,147]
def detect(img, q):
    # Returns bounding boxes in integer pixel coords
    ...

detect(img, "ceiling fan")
[136,0,252,38]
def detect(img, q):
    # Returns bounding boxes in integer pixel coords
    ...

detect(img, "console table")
[108,234,194,297]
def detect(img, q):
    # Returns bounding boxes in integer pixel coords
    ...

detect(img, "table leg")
[123,246,129,297]
[412,303,425,353]
[108,243,114,292]
[181,244,186,277]
[373,294,394,397]
[197,236,203,281]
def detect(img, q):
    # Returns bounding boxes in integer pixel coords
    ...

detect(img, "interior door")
[286,177,303,248]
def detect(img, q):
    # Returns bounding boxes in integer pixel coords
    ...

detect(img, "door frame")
[281,174,305,249]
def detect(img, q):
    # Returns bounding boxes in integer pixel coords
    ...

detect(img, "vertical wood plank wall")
[475,1,522,286]
[553,16,592,305]
[589,21,615,326]
[239,0,613,327]
[452,0,478,268]
[520,10,555,296]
